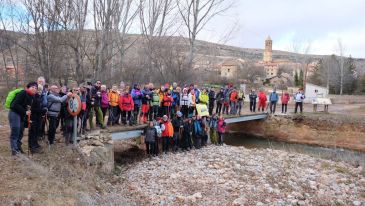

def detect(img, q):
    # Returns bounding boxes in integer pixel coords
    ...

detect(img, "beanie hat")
[26,81,38,88]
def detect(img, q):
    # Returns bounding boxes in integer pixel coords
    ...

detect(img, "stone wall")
[78,130,114,174]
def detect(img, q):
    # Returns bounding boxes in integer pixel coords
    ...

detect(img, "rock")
[232,197,247,206]
[298,200,306,206]
[192,192,202,199]
[352,200,361,206]
[90,140,104,147]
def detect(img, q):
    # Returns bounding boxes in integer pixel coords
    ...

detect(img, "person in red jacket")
[258,90,267,112]
[162,90,173,118]
[119,90,134,126]
[161,115,173,154]
[281,91,290,114]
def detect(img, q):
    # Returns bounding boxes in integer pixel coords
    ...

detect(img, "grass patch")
[321,162,331,170]
[361,168,365,177]
[335,165,350,174]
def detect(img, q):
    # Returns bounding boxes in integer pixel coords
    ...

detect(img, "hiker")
[153,119,163,155]
[171,87,180,118]
[229,88,238,115]
[199,88,209,106]
[172,111,184,152]
[182,118,193,150]
[90,81,105,129]
[8,82,38,155]
[150,89,161,120]
[208,88,216,116]
[217,116,226,145]
[161,115,173,154]
[294,89,305,113]
[269,88,279,114]
[162,90,173,118]
[258,90,267,112]
[100,85,109,123]
[188,89,196,118]
[209,114,218,145]
[37,76,48,139]
[180,88,189,118]
[58,86,68,133]
[47,85,72,146]
[281,91,290,114]
[249,89,257,112]
[237,89,245,115]
[192,115,203,149]
[107,85,120,126]
[141,84,152,123]
[215,88,224,115]
[222,87,230,115]
[28,84,47,153]
[201,116,209,146]
[79,85,90,133]
[131,84,142,125]
[143,121,157,156]
[119,89,134,126]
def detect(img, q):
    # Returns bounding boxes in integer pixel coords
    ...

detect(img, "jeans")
[145,142,155,155]
[107,106,120,125]
[237,100,243,115]
[230,101,237,115]
[218,132,224,145]
[8,111,24,154]
[222,104,229,115]
[162,136,170,153]
[250,101,256,112]
[282,104,288,113]
[295,102,303,113]
[216,103,222,115]
[48,116,58,145]
[208,102,214,116]
[270,101,277,114]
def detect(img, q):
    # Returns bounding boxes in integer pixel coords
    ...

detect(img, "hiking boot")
[30,147,44,154]
[18,147,25,154]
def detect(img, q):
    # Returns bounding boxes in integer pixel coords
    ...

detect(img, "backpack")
[5,88,24,109]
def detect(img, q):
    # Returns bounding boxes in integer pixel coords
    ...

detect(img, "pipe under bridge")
[110,113,268,141]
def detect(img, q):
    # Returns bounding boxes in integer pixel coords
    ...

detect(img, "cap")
[162,115,168,121]
[177,111,182,117]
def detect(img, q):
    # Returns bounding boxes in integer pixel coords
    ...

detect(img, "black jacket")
[11,90,33,118]
[30,93,46,120]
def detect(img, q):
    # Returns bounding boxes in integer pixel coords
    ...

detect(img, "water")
[225,132,365,167]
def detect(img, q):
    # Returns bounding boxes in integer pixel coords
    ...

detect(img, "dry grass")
[0,110,8,126]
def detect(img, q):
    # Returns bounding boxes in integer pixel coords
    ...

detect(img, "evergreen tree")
[294,70,299,86]
[299,70,304,87]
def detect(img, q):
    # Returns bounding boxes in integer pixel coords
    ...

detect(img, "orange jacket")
[230,91,238,102]
[108,91,119,107]
[162,121,173,137]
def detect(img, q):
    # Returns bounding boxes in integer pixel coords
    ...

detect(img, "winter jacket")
[208,90,215,105]
[47,92,68,117]
[180,93,189,106]
[144,127,157,143]
[101,90,109,108]
[10,89,34,118]
[119,94,134,111]
[249,92,257,102]
[151,93,160,106]
[294,93,305,102]
[162,121,173,137]
[230,90,238,102]
[183,122,193,138]
[30,93,46,120]
[162,94,173,107]
[188,93,196,107]
[90,86,101,106]
[199,91,209,105]
[209,117,218,129]
[142,89,152,105]
[108,91,119,107]
[258,92,267,103]
[193,120,203,137]
[216,91,224,104]
[194,89,200,103]
[131,88,142,107]
[238,91,245,101]
[269,92,279,102]
[172,91,180,107]
[281,93,290,104]
[217,119,226,133]
[172,117,184,132]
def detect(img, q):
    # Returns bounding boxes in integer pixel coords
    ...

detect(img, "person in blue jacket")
[269,88,279,114]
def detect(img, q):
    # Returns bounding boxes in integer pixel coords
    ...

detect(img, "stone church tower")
[263,36,272,62]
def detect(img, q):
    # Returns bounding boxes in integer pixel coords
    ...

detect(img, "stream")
[225,132,365,167]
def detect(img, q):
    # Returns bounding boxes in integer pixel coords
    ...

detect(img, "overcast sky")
[199,0,365,58]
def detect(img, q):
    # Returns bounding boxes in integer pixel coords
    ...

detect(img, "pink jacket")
[281,93,290,104]
[101,91,109,108]
[217,119,226,133]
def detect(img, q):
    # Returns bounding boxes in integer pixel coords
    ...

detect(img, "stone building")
[263,36,272,62]
[219,59,245,78]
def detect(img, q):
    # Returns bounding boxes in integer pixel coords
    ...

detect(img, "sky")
[199,0,365,58]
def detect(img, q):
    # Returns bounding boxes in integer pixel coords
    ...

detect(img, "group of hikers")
[5,76,306,156]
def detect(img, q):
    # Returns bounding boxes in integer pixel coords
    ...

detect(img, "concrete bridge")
[110,113,269,141]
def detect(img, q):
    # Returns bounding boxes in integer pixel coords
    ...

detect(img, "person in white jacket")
[294,89,305,113]
[188,90,196,118]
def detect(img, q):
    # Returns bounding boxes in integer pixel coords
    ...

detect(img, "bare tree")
[177,0,232,70]
[336,39,345,95]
